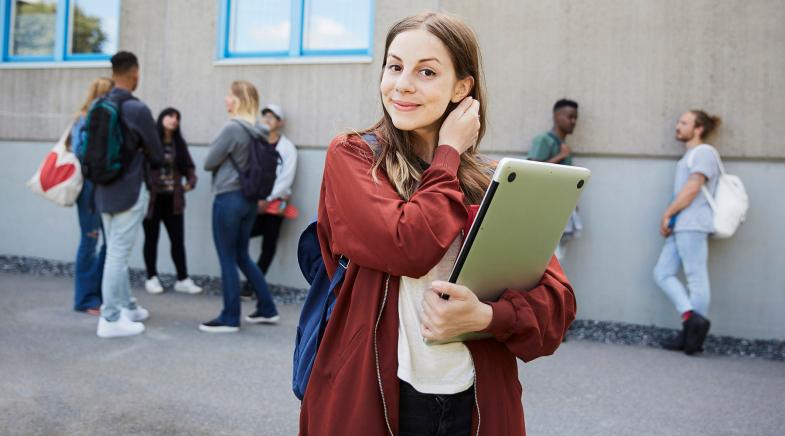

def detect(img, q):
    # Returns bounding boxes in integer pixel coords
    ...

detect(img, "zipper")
[374,274,394,436]
[468,352,481,436]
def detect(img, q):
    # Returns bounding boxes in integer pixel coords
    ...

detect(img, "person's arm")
[421,256,575,361]
[267,138,298,200]
[204,123,237,172]
[546,143,571,164]
[132,104,164,167]
[660,147,718,236]
[659,174,706,236]
[181,142,198,190]
[319,136,467,278]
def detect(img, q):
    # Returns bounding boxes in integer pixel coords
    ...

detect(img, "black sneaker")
[198,319,239,333]
[245,311,280,325]
[684,313,710,355]
[662,328,686,351]
[240,282,255,301]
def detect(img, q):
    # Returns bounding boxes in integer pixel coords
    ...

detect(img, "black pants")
[143,194,188,280]
[398,380,474,436]
[250,214,284,274]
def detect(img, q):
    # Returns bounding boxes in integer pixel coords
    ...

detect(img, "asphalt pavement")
[1,272,783,436]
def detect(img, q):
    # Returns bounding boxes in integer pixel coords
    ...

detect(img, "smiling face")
[380,29,473,135]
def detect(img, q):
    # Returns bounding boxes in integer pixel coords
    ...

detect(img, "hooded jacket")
[299,134,576,435]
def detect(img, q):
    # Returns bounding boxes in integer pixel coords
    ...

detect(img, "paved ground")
[1,272,783,436]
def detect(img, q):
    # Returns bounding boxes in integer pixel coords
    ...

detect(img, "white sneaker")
[122,306,149,322]
[174,277,203,294]
[145,276,164,294]
[97,315,145,338]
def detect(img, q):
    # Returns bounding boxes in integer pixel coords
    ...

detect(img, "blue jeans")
[100,188,148,322]
[653,231,711,316]
[74,181,105,311]
[212,190,278,326]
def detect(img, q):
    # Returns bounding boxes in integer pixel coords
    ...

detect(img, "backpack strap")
[227,119,257,172]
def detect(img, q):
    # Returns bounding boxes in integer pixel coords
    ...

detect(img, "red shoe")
[85,307,101,316]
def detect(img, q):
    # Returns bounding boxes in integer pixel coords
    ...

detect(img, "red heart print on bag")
[40,152,76,192]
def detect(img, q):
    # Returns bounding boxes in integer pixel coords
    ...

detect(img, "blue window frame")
[217,0,374,59]
[1,0,120,63]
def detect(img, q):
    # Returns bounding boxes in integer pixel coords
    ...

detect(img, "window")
[1,0,120,62]
[218,0,374,59]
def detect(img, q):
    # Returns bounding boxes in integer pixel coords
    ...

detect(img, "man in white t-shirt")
[653,110,722,355]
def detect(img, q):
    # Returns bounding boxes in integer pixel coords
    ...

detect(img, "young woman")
[299,13,575,435]
[69,77,114,315]
[142,107,202,295]
[200,80,279,333]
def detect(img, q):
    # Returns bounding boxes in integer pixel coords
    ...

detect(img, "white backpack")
[687,145,748,238]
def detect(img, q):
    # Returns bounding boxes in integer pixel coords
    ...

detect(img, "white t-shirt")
[397,237,475,394]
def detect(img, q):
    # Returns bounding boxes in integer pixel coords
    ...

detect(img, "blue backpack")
[292,221,347,400]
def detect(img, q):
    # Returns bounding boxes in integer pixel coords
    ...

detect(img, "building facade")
[2,0,784,340]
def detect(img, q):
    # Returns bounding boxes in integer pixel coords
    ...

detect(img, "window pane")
[70,0,120,55]
[230,0,291,54]
[11,0,58,56]
[303,0,370,52]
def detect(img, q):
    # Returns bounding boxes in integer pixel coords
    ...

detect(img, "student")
[95,52,164,338]
[143,107,202,295]
[528,99,582,261]
[200,81,279,333]
[653,110,722,355]
[241,104,298,299]
[69,77,114,315]
[299,13,575,436]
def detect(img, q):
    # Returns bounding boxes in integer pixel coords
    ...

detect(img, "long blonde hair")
[230,80,260,123]
[67,77,113,149]
[76,77,114,117]
[361,12,492,204]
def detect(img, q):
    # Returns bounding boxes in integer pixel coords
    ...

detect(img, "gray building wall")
[1,1,784,340]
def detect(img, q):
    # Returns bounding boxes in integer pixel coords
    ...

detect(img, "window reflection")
[302,0,370,52]
[11,0,58,56]
[231,0,291,54]
[70,0,120,55]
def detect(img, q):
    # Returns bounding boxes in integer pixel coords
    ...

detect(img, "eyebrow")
[387,53,442,64]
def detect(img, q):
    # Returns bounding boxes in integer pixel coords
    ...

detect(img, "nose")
[394,72,415,94]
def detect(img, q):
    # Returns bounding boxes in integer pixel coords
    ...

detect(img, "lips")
[391,99,421,112]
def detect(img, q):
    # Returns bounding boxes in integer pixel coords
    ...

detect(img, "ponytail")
[691,110,722,139]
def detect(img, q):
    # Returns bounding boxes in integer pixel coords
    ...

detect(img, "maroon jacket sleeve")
[318,135,467,278]
[480,256,577,362]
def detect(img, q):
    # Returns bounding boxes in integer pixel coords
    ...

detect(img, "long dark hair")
[156,107,191,174]
[360,12,492,204]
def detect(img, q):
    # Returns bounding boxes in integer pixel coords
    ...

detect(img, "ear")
[451,76,475,103]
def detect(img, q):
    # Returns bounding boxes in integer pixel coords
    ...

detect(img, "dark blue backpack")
[292,221,347,400]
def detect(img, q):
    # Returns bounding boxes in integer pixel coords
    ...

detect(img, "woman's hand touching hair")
[438,96,481,155]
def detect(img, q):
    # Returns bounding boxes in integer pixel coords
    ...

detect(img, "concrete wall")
[4,140,784,340]
[2,1,785,340]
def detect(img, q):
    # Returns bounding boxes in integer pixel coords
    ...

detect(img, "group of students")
[69,52,297,338]
[61,10,729,435]
[526,99,723,356]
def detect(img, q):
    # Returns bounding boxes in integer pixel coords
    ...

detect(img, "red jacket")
[300,135,576,435]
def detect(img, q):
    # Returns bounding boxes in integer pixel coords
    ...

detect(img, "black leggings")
[250,214,284,274]
[143,194,188,280]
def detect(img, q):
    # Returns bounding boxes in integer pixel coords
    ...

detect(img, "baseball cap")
[261,103,285,121]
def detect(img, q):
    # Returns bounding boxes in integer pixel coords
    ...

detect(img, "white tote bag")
[688,145,749,238]
[27,125,84,207]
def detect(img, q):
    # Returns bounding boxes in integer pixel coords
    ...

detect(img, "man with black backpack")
[86,51,164,338]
